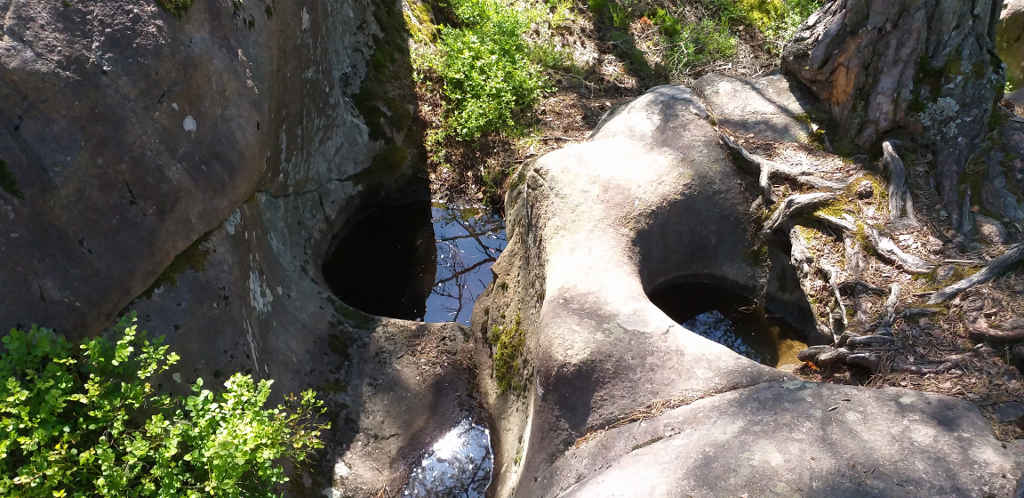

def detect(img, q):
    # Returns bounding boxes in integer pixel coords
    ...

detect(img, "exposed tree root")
[838,280,887,297]
[966,317,1024,343]
[721,132,1021,381]
[881,140,916,224]
[928,243,1024,304]
[761,192,837,238]
[718,132,847,203]
[789,226,845,342]
[806,213,934,274]
[798,343,977,375]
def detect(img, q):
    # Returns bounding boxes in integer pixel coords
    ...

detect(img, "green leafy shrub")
[711,0,822,53]
[0,314,328,497]
[588,0,632,28]
[421,0,550,141]
[663,18,737,75]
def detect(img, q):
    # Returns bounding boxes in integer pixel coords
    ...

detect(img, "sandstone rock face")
[473,80,1024,497]
[0,0,488,494]
[1000,0,1024,87]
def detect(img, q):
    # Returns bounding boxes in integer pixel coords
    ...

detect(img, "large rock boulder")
[1000,0,1024,87]
[0,0,490,494]
[472,81,1024,497]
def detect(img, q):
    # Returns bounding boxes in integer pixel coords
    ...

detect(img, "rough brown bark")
[783,0,1006,234]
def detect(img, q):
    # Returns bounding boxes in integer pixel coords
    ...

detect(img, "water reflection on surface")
[649,282,808,368]
[682,310,808,367]
[402,418,494,498]
[424,205,506,325]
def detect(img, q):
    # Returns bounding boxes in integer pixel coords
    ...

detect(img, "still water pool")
[424,205,507,325]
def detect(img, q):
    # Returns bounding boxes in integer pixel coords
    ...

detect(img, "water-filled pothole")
[322,200,505,323]
[425,205,506,325]
[648,281,809,368]
[402,418,494,497]
[322,202,435,320]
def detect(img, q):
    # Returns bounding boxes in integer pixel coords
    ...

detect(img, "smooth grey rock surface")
[695,73,825,143]
[1000,0,1024,86]
[558,382,1021,497]
[473,80,1024,497]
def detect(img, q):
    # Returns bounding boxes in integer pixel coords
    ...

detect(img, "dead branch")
[928,242,1024,304]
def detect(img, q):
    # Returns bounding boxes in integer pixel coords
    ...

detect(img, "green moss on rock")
[156,0,192,18]
[141,232,212,298]
[489,314,526,393]
[0,159,22,199]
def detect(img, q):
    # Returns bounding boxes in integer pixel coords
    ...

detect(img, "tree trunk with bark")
[783,0,1006,234]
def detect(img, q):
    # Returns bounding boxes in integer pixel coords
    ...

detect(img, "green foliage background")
[418,0,552,142]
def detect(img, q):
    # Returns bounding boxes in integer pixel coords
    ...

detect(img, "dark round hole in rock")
[648,280,809,368]
[322,202,435,320]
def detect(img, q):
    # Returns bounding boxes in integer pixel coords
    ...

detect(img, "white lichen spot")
[224,209,242,235]
[172,372,182,383]
[249,269,274,314]
[919,97,960,139]
[171,102,179,111]
[301,7,311,31]
[183,115,198,133]
[333,460,351,479]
